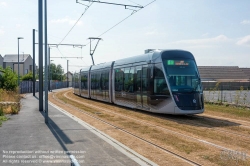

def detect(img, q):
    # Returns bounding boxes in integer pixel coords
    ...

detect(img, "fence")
[202,82,250,107]
[204,90,250,106]
[202,82,250,91]
[20,81,70,94]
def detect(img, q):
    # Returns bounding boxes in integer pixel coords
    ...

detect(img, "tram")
[73,49,204,114]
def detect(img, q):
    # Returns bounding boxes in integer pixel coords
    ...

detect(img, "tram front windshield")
[163,59,202,93]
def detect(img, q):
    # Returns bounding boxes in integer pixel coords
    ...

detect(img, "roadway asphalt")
[0,90,154,166]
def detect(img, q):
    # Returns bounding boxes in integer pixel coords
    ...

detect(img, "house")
[198,66,250,90]
[240,68,250,81]
[3,54,33,76]
[198,66,249,82]
[0,54,3,67]
[64,71,73,87]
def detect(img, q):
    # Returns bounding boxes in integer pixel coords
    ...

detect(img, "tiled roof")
[198,66,249,80]
[3,54,30,63]
[240,68,250,78]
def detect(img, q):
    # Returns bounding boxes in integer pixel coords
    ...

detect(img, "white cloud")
[201,33,209,37]
[16,24,22,28]
[170,35,231,45]
[0,29,5,36]
[50,17,83,26]
[241,20,250,25]
[145,29,158,35]
[0,1,7,7]
[143,26,168,36]
[236,35,250,46]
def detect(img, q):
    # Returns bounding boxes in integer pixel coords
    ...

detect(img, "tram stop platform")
[0,89,157,166]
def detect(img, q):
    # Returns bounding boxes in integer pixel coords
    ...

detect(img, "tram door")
[142,65,149,109]
[135,65,149,109]
[135,66,142,108]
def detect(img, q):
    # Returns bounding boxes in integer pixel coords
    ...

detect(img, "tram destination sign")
[167,60,189,66]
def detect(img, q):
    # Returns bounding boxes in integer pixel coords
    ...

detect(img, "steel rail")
[62,90,250,159]
[65,91,250,141]
[52,91,202,166]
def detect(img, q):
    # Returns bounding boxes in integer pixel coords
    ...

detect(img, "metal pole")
[17,37,24,88]
[38,0,43,112]
[18,39,20,86]
[50,59,53,91]
[48,47,50,92]
[44,0,48,123]
[67,60,69,87]
[33,29,36,96]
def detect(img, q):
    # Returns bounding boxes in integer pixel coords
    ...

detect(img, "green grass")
[201,153,250,166]
[205,103,250,120]
[0,115,8,126]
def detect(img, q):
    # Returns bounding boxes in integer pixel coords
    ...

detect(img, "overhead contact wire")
[84,0,156,46]
[59,2,94,45]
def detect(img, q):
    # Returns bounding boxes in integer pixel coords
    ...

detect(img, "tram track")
[63,91,250,147]
[51,91,202,166]
[158,115,250,140]
[49,89,250,165]
[194,114,250,128]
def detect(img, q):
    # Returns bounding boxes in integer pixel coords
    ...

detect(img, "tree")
[35,63,65,81]
[0,67,18,91]
[21,72,34,81]
[49,63,64,81]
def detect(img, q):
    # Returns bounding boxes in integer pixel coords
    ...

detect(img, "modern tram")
[73,49,204,114]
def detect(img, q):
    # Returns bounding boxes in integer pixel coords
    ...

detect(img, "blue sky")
[0,0,250,73]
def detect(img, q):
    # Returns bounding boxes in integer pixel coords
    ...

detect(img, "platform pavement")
[0,90,156,166]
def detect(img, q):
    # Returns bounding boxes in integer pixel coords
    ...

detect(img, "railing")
[202,82,250,107]
[202,82,250,91]
[204,90,250,107]
[19,80,72,94]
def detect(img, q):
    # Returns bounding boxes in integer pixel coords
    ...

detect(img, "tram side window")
[100,73,103,90]
[76,75,79,88]
[96,72,100,90]
[84,73,88,90]
[135,66,142,92]
[129,67,135,92]
[123,67,133,92]
[105,71,109,90]
[115,68,124,91]
[154,64,169,95]
[91,73,94,89]
[76,75,78,86]
[81,72,87,89]
[124,67,134,92]
[74,74,78,88]
[80,73,83,89]
[142,65,149,93]
[100,71,109,90]
[91,73,98,90]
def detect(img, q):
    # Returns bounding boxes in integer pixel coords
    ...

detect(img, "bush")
[21,72,34,81]
[0,67,18,91]
[11,105,19,114]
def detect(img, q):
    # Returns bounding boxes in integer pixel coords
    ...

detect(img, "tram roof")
[113,49,192,67]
